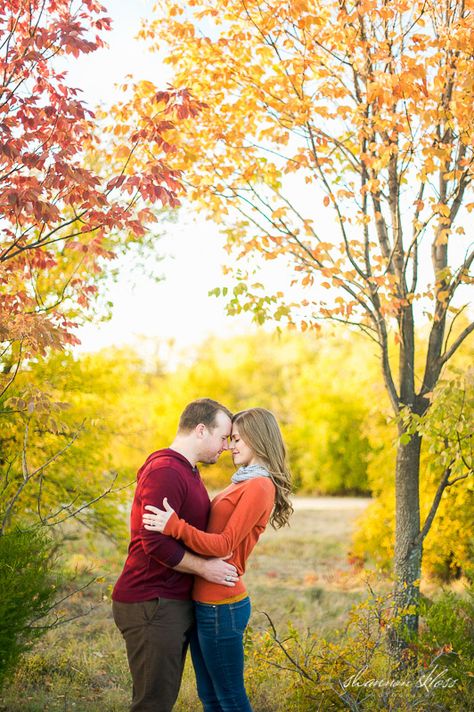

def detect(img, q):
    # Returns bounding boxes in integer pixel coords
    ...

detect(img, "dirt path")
[257,496,372,542]
[292,496,372,511]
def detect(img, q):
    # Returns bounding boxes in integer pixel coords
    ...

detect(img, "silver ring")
[225,575,231,582]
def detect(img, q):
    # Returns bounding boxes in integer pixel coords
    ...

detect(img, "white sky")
[66,0,258,355]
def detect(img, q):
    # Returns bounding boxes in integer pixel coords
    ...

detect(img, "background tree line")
[3,328,472,583]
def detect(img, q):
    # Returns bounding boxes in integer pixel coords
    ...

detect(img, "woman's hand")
[143,498,175,532]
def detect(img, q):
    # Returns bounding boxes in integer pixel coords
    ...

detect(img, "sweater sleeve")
[138,466,188,567]
[163,478,275,557]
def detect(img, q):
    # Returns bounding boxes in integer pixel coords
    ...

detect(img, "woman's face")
[230,426,257,467]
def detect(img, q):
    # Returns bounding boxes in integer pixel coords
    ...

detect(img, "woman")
[142,407,293,712]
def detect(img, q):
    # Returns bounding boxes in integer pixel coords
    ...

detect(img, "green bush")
[416,587,474,708]
[0,527,61,690]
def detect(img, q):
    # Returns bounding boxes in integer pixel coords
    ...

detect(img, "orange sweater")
[163,477,275,603]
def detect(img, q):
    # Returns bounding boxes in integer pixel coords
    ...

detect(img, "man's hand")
[173,551,238,586]
[200,557,239,587]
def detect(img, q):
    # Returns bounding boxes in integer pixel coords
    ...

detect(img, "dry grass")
[0,498,372,711]
[244,499,372,634]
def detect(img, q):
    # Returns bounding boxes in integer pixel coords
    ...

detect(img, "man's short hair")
[178,398,232,432]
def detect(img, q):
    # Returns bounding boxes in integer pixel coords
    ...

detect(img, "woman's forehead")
[231,425,240,436]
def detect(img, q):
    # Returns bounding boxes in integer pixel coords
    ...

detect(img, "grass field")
[0,497,465,711]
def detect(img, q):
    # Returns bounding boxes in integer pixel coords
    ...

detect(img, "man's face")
[198,410,232,464]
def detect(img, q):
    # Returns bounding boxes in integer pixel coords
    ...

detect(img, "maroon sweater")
[112,449,210,602]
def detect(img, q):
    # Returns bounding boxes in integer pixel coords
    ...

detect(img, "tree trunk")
[391,429,423,655]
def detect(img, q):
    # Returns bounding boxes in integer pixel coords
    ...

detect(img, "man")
[112,398,238,712]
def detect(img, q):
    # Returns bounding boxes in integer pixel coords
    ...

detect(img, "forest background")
[1,0,473,710]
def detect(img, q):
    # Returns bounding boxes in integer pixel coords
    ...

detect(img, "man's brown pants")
[113,598,194,712]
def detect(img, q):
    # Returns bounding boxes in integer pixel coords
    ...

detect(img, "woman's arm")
[143,479,274,557]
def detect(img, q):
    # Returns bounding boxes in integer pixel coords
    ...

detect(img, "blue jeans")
[190,597,253,712]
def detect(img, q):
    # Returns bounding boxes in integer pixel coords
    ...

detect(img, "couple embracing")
[112,398,293,711]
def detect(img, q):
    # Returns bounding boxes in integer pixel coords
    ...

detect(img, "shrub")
[415,587,474,709]
[245,582,474,711]
[0,527,61,690]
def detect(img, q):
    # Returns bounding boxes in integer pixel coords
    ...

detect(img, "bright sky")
[66,0,258,356]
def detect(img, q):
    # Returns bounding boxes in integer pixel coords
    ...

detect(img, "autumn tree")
[140,0,474,643]
[0,0,201,401]
[0,0,203,529]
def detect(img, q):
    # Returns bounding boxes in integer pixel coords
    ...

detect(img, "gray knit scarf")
[231,463,271,484]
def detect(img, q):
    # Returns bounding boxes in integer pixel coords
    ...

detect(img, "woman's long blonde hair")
[232,408,293,529]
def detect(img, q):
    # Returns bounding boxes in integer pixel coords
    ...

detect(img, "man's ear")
[195,423,206,438]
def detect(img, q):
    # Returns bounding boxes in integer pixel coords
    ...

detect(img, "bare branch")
[0,423,85,534]
[256,609,320,684]
[439,321,474,367]
[413,462,453,550]
[0,343,23,399]
[40,472,134,527]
